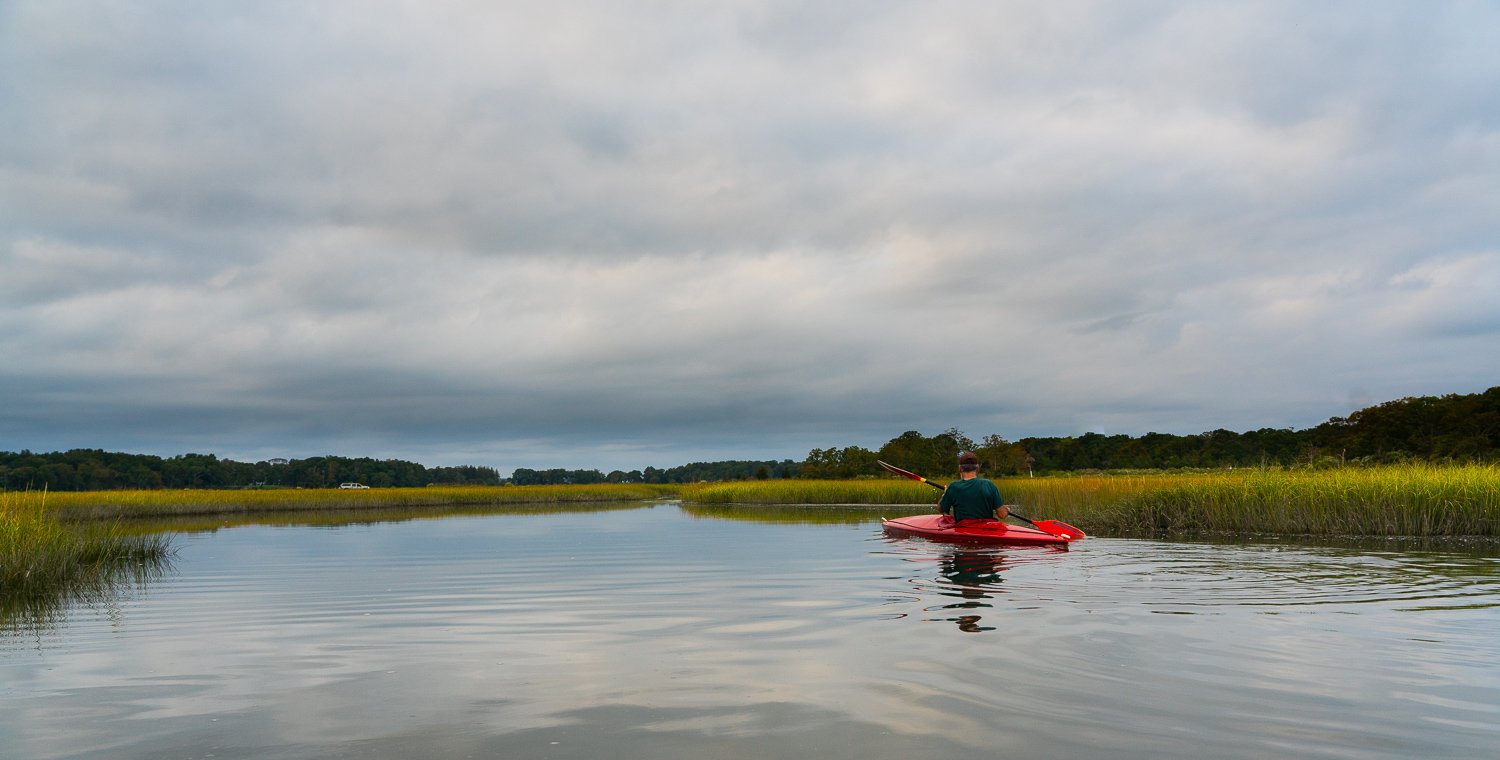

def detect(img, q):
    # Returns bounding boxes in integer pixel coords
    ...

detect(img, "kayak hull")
[882,514,1071,548]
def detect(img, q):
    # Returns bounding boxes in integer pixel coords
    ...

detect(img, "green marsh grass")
[2,491,172,629]
[35,483,682,521]
[681,466,1500,538]
[1089,464,1500,537]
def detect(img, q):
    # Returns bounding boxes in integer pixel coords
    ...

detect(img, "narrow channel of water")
[3,503,1497,759]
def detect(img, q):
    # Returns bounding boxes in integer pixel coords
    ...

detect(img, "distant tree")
[800,446,876,479]
[877,430,965,476]
[975,434,1031,475]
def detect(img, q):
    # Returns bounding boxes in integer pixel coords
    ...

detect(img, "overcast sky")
[3,1,1498,475]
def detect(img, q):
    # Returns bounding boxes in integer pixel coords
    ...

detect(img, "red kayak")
[882,514,1074,549]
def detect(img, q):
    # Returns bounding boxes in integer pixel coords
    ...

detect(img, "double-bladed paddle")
[877,460,1086,540]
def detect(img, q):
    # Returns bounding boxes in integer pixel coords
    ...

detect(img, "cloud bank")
[3,1,1498,472]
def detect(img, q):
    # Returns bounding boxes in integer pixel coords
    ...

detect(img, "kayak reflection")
[932,548,1007,633]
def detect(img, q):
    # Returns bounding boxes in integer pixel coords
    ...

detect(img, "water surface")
[3,503,1498,759]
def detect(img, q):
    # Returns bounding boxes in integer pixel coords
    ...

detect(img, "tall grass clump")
[1089,464,1499,537]
[993,473,1192,525]
[2,490,171,601]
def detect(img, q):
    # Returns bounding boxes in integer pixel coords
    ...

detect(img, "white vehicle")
[338,482,370,489]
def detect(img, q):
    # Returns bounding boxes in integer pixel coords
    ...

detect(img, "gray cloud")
[3,1,1498,472]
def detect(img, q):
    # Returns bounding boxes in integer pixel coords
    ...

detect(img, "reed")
[2,490,171,600]
[1089,464,1500,537]
[31,483,683,520]
[992,473,1186,523]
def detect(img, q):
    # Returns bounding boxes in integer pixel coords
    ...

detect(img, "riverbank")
[1085,464,1499,537]
[683,464,1500,538]
[8,464,1497,538]
[29,483,683,520]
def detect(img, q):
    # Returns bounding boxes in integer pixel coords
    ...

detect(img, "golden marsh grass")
[682,466,1499,538]
[2,491,171,601]
[10,464,1496,538]
[1089,464,1500,537]
[31,483,683,520]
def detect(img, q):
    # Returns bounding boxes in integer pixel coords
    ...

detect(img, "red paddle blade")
[1030,519,1086,540]
[877,460,922,480]
[877,460,946,490]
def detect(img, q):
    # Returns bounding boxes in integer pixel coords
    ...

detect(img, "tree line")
[5,387,1494,491]
[509,459,801,486]
[0,449,803,492]
[0,450,502,492]
[805,387,1500,478]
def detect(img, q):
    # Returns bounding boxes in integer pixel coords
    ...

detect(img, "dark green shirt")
[939,477,1003,522]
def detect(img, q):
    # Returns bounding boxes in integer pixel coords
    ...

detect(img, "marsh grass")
[2,490,172,629]
[681,466,1500,538]
[33,483,683,520]
[1090,464,1500,537]
[988,473,1181,525]
[11,465,1496,538]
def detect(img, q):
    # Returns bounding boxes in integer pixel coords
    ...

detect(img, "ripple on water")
[869,535,1500,758]
[876,537,1500,618]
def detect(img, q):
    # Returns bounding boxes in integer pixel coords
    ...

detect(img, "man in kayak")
[939,451,1009,523]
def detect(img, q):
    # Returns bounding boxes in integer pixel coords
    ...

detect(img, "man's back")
[941,478,1002,522]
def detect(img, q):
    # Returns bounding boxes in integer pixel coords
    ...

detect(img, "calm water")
[4,503,1499,759]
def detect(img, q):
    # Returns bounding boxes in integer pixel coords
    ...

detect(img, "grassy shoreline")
[682,464,1500,538]
[5,464,1496,539]
[2,491,171,601]
[29,483,683,520]
[5,484,678,613]
[1086,465,1499,537]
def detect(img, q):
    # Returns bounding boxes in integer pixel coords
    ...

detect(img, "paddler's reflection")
[935,549,1006,633]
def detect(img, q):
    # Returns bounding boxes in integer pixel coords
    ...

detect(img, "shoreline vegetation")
[686,465,1498,538]
[2,491,172,625]
[4,465,1497,625]
[0,463,1489,537]
[31,483,684,521]
[4,486,676,627]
